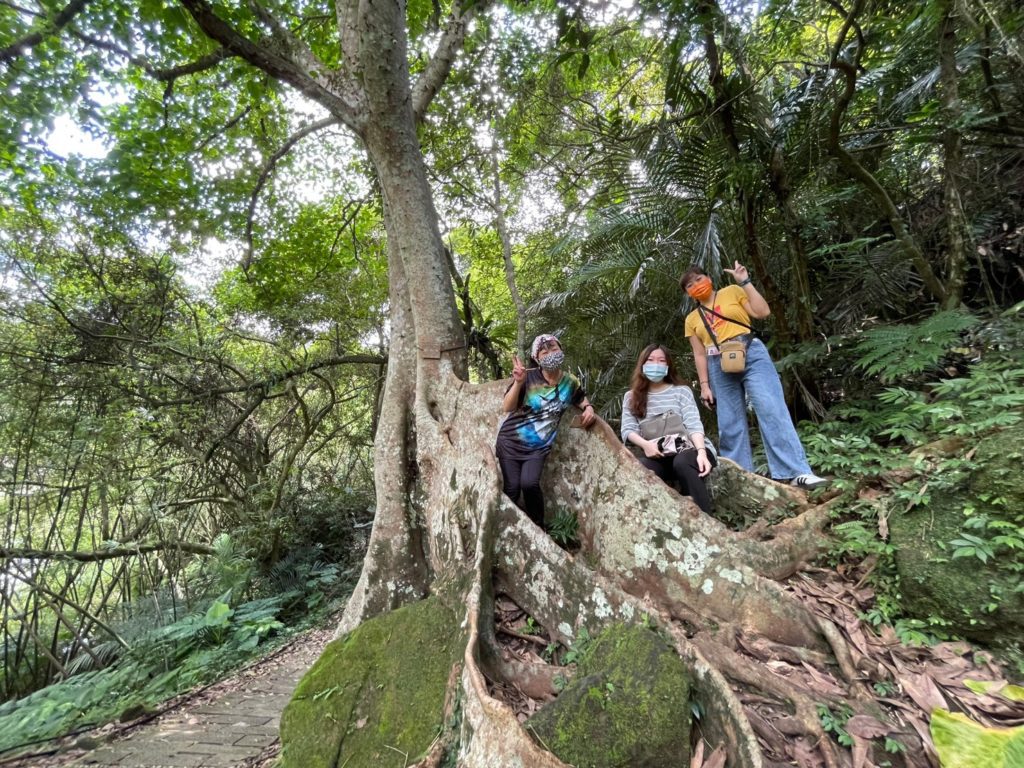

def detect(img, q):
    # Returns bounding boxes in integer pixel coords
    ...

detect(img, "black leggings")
[497,451,547,528]
[638,448,715,514]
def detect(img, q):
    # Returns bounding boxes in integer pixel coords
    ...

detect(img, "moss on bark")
[525,624,693,767]
[280,595,462,768]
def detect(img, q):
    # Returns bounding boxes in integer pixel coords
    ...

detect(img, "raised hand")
[722,260,749,284]
[511,354,527,383]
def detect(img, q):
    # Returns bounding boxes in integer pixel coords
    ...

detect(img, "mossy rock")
[525,624,692,767]
[889,424,1024,644]
[279,595,462,768]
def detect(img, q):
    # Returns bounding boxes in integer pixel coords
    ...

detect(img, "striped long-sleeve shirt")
[621,385,705,444]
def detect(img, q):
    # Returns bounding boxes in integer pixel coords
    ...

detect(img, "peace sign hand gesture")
[511,354,527,383]
[723,261,749,284]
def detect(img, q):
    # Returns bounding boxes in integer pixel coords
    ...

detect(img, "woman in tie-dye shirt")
[495,333,595,530]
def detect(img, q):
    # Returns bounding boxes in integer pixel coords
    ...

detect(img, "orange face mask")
[686,275,713,301]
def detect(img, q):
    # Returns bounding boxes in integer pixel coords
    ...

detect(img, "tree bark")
[938,0,972,309]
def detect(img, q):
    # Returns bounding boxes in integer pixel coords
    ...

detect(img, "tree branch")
[141,353,385,407]
[0,0,93,64]
[243,116,340,270]
[70,31,231,87]
[412,0,487,121]
[1,541,216,562]
[177,0,364,130]
[825,1,948,304]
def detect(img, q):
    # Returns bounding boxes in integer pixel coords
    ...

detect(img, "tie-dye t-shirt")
[495,369,585,458]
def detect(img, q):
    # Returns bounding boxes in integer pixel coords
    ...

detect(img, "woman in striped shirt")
[621,344,715,513]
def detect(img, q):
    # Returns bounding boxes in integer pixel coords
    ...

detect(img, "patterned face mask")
[538,350,565,370]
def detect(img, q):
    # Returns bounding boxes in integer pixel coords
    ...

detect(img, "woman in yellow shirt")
[681,262,827,489]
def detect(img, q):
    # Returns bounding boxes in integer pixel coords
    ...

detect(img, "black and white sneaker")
[790,473,828,490]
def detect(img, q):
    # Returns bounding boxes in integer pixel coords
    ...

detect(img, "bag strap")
[696,292,756,347]
[701,304,755,333]
[696,295,721,347]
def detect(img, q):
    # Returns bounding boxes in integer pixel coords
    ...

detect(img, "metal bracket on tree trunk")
[418,341,467,360]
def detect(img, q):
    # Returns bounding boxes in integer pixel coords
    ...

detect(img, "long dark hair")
[628,344,685,419]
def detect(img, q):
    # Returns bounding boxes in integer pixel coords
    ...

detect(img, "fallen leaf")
[851,733,871,768]
[900,672,947,712]
[847,714,891,739]
[791,736,820,768]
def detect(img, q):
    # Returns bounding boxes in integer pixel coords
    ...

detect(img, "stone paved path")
[11,625,333,768]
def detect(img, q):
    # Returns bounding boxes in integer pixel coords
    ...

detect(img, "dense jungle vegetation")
[0,0,1022,763]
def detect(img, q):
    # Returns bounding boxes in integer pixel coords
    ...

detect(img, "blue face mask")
[643,363,668,382]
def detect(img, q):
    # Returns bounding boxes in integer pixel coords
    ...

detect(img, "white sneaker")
[790,473,828,489]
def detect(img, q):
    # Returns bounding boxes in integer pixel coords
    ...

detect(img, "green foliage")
[852,310,980,384]
[0,593,289,754]
[801,312,1024,642]
[817,704,854,747]
[0,537,351,755]
[207,534,255,602]
[562,626,592,666]
[548,509,580,548]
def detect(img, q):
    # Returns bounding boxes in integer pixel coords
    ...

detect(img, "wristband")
[738,278,752,287]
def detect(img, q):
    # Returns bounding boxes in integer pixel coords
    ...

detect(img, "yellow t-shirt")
[684,285,752,348]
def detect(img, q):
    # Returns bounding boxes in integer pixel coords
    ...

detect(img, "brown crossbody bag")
[697,302,756,374]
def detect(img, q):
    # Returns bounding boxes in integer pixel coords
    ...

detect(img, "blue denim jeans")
[707,338,812,479]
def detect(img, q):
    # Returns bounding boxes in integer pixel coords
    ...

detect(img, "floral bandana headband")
[531,333,559,361]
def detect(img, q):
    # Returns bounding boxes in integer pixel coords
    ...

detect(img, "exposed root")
[693,632,845,708]
[409,662,463,768]
[814,615,859,685]
[496,624,549,647]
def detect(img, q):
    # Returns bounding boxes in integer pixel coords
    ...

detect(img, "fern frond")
[853,310,980,383]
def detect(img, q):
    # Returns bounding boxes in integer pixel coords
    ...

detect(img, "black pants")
[639,448,715,514]
[497,451,547,528]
